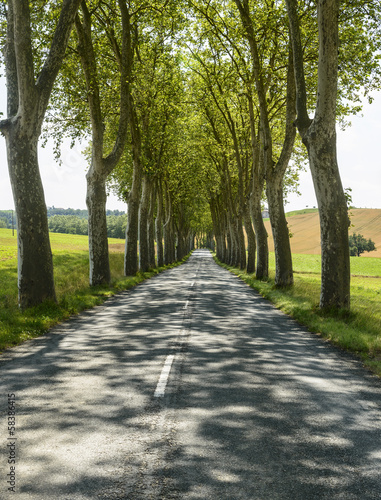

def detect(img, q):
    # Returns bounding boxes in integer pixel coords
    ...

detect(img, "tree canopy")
[349,233,377,257]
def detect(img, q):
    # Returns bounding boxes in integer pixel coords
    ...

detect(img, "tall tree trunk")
[265,47,296,287]
[125,155,141,275]
[139,174,151,272]
[225,227,232,265]
[307,127,350,308]
[163,193,175,265]
[148,183,156,268]
[75,0,130,285]
[246,89,268,280]
[155,182,164,267]
[164,219,175,265]
[243,205,256,274]
[1,0,81,308]
[266,177,293,287]
[286,0,350,309]
[250,184,268,280]
[86,168,110,284]
[6,131,56,307]
[220,214,227,263]
[237,216,246,270]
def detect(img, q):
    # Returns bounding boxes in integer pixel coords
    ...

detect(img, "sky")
[0,80,380,213]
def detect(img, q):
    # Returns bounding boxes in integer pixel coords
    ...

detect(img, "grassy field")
[0,229,187,353]
[218,252,381,376]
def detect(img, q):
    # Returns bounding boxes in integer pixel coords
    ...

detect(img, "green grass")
[0,228,190,352]
[216,252,381,376]
[285,208,319,217]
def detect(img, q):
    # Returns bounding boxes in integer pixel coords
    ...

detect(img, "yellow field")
[265,208,381,257]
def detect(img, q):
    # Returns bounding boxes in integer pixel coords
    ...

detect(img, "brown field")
[264,208,381,257]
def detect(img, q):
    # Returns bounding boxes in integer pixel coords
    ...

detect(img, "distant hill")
[264,208,381,257]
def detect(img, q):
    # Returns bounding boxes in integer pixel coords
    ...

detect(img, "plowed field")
[264,208,381,257]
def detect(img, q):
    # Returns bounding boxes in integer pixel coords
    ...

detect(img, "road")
[1,249,381,499]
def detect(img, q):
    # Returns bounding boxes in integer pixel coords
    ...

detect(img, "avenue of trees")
[1,0,381,311]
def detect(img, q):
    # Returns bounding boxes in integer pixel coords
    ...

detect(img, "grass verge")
[215,254,381,377]
[0,231,191,353]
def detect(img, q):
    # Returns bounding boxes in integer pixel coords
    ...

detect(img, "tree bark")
[243,205,256,274]
[250,188,268,280]
[139,174,152,272]
[1,0,81,308]
[155,182,164,267]
[86,169,110,284]
[148,182,156,268]
[265,48,296,287]
[247,93,268,280]
[75,0,130,285]
[163,193,175,265]
[266,178,293,286]
[236,216,246,270]
[124,154,141,275]
[6,128,56,307]
[286,0,350,309]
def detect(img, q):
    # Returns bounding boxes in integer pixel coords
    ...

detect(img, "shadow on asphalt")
[0,250,380,499]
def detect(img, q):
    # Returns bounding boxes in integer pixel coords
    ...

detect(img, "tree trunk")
[237,216,246,270]
[75,1,129,285]
[243,206,256,274]
[6,129,56,308]
[266,177,293,287]
[163,194,175,265]
[250,186,268,280]
[286,0,350,309]
[139,174,151,272]
[86,168,110,284]
[125,157,141,275]
[155,185,164,267]
[164,219,175,265]
[125,198,140,275]
[306,125,350,308]
[148,184,156,269]
[1,0,81,308]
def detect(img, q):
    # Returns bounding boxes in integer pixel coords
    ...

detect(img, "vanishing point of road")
[1,250,381,499]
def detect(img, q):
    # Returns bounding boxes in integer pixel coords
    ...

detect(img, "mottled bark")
[266,49,296,287]
[6,129,56,307]
[1,0,81,308]
[266,179,293,287]
[225,229,232,265]
[164,219,175,265]
[163,194,175,265]
[250,187,268,280]
[75,0,130,285]
[237,217,246,270]
[86,170,110,283]
[124,155,141,275]
[155,184,164,267]
[148,183,156,269]
[307,124,350,308]
[286,0,350,309]
[243,206,256,274]
[247,90,268,280]
[139,174,152,272]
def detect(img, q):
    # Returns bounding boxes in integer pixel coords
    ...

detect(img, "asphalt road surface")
[1,249,381,499]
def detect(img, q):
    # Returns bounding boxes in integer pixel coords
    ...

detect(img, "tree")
[286,0,350,309]
[74,0,130,285]
[349,233,376,257]
[0,0,81,309]
[285,0,381,308]
[233,0,296,287]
